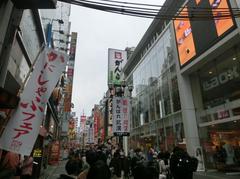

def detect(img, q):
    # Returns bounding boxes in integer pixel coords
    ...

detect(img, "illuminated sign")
[174,7,196,66]
[174,0,235,67]
[209,0,234,36]
[202,66,239,91]
[33,149,42,157]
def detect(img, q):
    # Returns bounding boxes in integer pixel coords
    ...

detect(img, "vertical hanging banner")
[108,49,127,86]
[0,48,68,155]
[80,115,86,133]
[112,97,130,136]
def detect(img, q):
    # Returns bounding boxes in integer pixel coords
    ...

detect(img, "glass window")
[198,47,240,109]
[20,10,41,62]
[199,120,240,171]
[171,76,181,112]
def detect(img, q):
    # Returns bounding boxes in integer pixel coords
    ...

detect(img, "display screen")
[209,0,234,37]
[174,0,235,67]
[174,7,196,66]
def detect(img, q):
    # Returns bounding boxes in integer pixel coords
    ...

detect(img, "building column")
[177,74,200,156]
[0,6,23,87]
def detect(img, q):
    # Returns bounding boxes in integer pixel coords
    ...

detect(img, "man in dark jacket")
[170,147,198,179]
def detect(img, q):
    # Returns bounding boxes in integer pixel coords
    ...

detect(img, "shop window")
[199,121,240,171]
[171,76,181,112]
[232,107,240,116]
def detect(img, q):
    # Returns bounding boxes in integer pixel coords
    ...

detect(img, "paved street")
[40,160,68,179]
[41,160,134,179]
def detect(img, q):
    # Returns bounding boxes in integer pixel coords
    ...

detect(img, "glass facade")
[193,45,240,171]
[131,26,183,151]
[20,10,42,62]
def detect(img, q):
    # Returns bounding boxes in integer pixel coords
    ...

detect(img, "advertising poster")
[194,146,205,171]
[209,0,234,37]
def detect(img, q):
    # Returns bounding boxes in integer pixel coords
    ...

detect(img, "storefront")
[191,45,240,172]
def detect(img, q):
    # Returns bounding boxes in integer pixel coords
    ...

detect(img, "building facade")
[0,1,72,177]
[124,0,240,177]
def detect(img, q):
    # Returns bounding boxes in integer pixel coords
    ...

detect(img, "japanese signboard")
[64,32,77,112]
[108,98,113,125]
[0,48,68,155]
[33,148,42,157]
[108,49,127,86]
[112,97,130,136]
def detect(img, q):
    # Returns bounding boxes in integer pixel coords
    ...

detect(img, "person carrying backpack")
[170,147,198,179]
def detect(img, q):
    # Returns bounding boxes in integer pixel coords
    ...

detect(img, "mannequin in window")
[223,143,235,165]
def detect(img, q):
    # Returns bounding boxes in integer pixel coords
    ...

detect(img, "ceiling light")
[233,57,237,61]
[209,71,213,74]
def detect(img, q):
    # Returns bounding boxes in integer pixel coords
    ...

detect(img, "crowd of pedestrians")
[0,150,34,179]
[59,144,199,179]
[0,143,198,179]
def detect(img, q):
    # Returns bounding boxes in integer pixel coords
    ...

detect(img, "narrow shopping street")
[1,0,240,179]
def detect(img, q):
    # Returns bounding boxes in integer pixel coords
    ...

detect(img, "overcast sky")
[70,0,165,117]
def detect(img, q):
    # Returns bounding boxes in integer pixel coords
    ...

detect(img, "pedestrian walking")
[20,155,33,179]
[109,150,122,178]
[59,159,79,179]
[0,151,21,179]
[158,152,168,179]
[170,147,198,179]
[86,160,111,179]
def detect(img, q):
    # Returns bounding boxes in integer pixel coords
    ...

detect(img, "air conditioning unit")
[11,0,57,9]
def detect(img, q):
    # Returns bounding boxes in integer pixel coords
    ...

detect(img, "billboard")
[174,0,235,67]
[108,49,127,86]
[174,7,196,66]
[112,97,130,136]
[209,0,234,37]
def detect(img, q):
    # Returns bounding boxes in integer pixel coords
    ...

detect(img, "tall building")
[123,0,240,178]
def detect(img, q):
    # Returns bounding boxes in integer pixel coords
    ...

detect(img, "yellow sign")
[33,149,42,157]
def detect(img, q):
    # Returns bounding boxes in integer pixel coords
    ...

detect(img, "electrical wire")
[58,0,240,20]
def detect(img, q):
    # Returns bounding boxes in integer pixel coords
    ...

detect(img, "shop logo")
[203,66,239,91]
